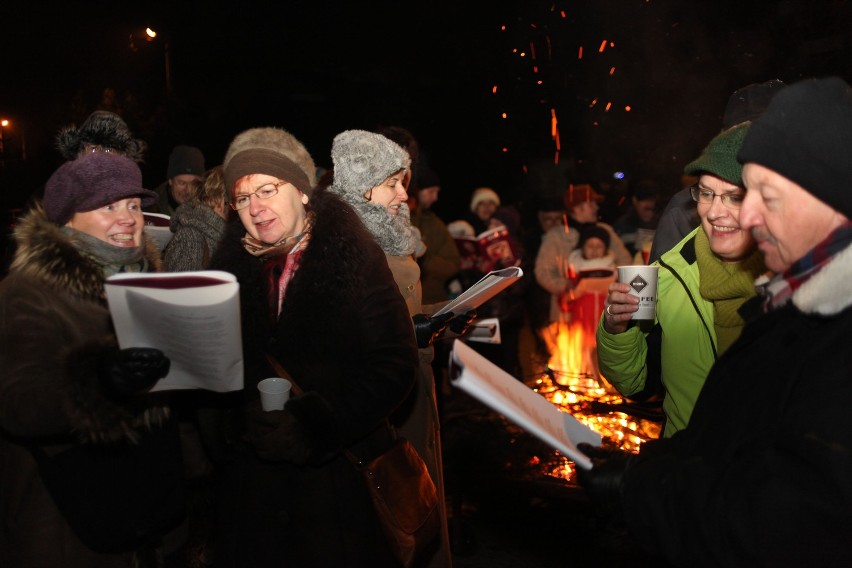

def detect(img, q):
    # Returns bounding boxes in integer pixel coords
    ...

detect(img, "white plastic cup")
[257,378,292,411]
[617,265,659,320]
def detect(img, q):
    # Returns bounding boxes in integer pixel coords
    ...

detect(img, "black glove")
[98,347,170,398]
[448,309,477,336]
[413,312,452,348]
[575,442,637,517]
[245,398,312,465]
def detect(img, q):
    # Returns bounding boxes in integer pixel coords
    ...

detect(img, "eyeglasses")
[230,180,287,211]
[83,144,114,154]
[689,184,745,209]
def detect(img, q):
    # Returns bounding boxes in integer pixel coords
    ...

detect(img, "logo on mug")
[630,275,648,293]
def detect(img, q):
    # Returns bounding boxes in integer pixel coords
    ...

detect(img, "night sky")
[2,0,852,220]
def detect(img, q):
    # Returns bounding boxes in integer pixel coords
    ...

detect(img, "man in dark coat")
[578,76,852,566]
[207,127,419,567]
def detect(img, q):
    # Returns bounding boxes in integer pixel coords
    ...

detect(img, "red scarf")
[261,250,303,321]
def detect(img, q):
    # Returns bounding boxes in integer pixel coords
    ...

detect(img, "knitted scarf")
[62,227,149,278]
[695,228,767,354]
[761,221,852,312]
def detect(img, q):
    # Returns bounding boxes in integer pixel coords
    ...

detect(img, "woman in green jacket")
[596,122,768,437]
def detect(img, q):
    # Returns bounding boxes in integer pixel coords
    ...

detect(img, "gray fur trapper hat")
[55,111,147,162]
[329,130,410,201]
[222,127,316,198]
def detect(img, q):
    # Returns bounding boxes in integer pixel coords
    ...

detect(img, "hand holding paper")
[449,340,601,469]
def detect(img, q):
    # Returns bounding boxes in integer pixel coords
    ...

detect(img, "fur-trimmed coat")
[0,206,179,567]
[207,190,419,567]
[621,242,852,566]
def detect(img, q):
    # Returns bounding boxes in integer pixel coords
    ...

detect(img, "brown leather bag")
[265,354,440,567]
[344,430,440,568]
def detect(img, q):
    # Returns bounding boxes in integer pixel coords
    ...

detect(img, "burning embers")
[529,318,662,482]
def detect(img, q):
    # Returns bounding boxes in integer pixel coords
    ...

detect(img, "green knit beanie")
[683,122,751,185]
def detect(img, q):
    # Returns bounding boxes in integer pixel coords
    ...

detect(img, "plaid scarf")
[760,221,852,311]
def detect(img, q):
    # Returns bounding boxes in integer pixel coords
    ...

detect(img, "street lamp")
[129,26,171,96]
[0,119,9,168]
[145,28,171,96]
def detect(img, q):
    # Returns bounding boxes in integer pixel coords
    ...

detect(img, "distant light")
[625,105,632,112]
[492,85,498,94]
[0,119,8,127]
[613,171,625,180]
[502,112,508,119]
[146,28,157,39]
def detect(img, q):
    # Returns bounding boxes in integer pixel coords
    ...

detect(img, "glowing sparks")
[598,39,607,52]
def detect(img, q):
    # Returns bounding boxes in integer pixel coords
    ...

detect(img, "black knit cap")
[738,76,852,218]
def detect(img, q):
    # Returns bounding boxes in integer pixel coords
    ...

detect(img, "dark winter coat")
[207,190,419,567]
[622,243,852,566]
[0,206,178,567]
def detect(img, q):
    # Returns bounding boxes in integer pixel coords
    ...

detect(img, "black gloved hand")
[98,347,170,399]
[245,398,312,465]
[575,442,637,517]
[448,309,477,336]
[413,312,452,348]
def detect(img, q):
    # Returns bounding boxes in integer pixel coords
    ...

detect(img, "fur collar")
[11,204,162,303]
[794,242,852,316]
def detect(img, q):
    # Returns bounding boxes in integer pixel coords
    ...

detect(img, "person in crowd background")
[478,204,527,379]
[612,178,661,263]
[569,224,616,271]
[150,145,206,216]
[206,126,419,567]
[520,196,566,366]
[55,110,148,163]
[465,187,501,236]
[648,79,787,263]
[0,152,181,566]
[161,164,231,566]
[534,183,632,324]
[578,75,852,567]
[597,121,767,437]
[327,128,459,567]
[411,163,462,305]
[164,165,229,271]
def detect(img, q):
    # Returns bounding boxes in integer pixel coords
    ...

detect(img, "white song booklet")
[105,270,243,392]
[450,339,601,470]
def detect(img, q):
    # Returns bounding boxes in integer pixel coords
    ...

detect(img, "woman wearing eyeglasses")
[206,127,418,567]
[596,122,769,438]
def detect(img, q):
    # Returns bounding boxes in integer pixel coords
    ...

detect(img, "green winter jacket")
[596,227,716,437]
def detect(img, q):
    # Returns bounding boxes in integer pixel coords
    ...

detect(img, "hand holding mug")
[602,282,639,334]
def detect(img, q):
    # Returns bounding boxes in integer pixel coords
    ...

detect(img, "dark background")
[2,0,852,221]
